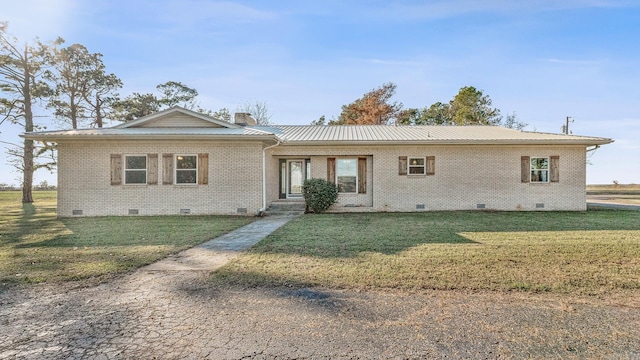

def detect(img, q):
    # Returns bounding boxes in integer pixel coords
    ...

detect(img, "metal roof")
[253,125,613,145]
[24,124,612,146]
[23,127,274,141]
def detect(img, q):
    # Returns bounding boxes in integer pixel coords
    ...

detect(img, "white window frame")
[175,154,198,185]
[124,155,147,185]
[336,158,358,194]
[530,157,549,183]
[408,157,426,175]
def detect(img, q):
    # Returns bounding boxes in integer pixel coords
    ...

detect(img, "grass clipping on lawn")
[212,211,640,295]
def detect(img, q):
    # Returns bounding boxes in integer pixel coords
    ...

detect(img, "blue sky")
[1,0,639,185]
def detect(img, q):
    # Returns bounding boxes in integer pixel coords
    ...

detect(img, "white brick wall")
[57,140,588,217]
[57,141,263,217]
[268,144,587,211]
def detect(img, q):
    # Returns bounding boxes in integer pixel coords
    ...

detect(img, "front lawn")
[0,191,255,287]
[212,210,640,295]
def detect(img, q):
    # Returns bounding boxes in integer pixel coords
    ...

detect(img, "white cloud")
[1,0,78,40]
[151,0,278,27]
[365,0,638,21]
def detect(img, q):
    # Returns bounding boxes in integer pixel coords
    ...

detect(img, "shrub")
[302,178,338,213]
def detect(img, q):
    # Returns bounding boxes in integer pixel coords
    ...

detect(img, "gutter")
[258,139,281,215]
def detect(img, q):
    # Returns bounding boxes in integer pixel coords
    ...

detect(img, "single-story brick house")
[24,107,612,216]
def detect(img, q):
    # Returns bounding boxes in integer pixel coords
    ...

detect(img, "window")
[530,157,549,182]
[408,157,426,175]
[399,156,435,176]
[124,155,147,184]
[175,155,197,184]
[336,158,357,193]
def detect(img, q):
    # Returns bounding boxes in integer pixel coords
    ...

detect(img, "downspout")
[259,140,281,215]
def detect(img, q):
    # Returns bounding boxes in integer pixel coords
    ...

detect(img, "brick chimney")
[234,112,256,126]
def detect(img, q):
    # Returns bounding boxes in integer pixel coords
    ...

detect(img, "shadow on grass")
[1,202,60,245]
[245,210,640,259]
[14,215,253,249]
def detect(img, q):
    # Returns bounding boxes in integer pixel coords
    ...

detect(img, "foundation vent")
[72,210,83,216]
[476,204,486,209]
[180,209,191,215]
[536,203,545,209]
[416,204,425,210]
[128,209,139,215]
[237,208,248,214]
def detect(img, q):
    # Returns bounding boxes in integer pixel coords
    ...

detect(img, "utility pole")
[562,116,573,134]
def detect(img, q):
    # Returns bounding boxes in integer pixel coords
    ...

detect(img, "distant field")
[587,184,640,195]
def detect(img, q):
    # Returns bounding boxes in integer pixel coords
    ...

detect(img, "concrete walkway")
[144,214,297,271]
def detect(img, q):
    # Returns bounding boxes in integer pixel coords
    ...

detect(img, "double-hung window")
[124,155,147,184]
[530,157,549,183]
[408,157,426,175]
[336,158,357,193]
[175,155,197,184]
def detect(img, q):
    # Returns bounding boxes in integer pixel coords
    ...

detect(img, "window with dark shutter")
[550,156,559,182]
[162,154,174,185]
[327,157,336,183]
[358,157,366,194]
[198,153,208,185]
[147,154,158,185]
[521,156,530,183]
[398,156,407,175]
[110,154,122,185]
[426,156,435,176]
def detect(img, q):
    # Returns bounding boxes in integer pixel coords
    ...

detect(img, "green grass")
[0,191,255,287]
[212,210,640,295]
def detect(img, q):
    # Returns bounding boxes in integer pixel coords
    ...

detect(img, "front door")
[279,159,310,199]
[287,160,305,198]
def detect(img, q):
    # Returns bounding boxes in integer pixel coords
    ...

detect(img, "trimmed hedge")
[302,178,338,213]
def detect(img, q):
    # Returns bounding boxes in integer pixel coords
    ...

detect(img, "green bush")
[302,178,338,213]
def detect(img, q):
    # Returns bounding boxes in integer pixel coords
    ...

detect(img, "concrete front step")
[267,200,306,214]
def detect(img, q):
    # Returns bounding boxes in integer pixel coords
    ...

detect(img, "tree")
[422,102,452,125]
[0,22,61,203]
[396,108,419,125]
[46,43,122,129]
[111,81,199,122]
[201,107,231,123]
[335,82,403,125]
[400,86,527,129]
[448,86,501,126]
[110,92,160,121]
[310,115,326,126]
[46,44,88,129]
[237,100,272,125]
[502,112,528,130]
[156,81,198,109]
